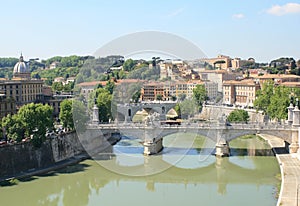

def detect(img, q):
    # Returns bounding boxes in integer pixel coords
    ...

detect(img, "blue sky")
[1,0,300,62]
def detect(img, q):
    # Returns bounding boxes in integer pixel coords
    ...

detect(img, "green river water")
[0,134,280,206]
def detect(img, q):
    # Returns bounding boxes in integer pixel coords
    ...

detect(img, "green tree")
[59,99,74,129]
[2,103,53,146]
[176,99,198,119]
[18,103,53,147]
[131,90,141,103]
[105,80,115,95]
[96,88,112,122]
[193,84,207,111]
[156,94,163,101]
[227,109,249,123]
[178,93,186,102]
[171,95,177,101]
[267,86,290,120]
[52,82,64,92]
[123,59,136,71]
[254,81,274,113]
[73,100,89,133]
[2,114,25,142]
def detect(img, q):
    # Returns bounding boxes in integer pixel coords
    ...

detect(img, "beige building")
[199,69,241,92]
[250,74,300,86]
[202,55,232,69]
[0,55,44,108]
[140,80,218,101]
[223,79,260,107]
[203,55,255,70]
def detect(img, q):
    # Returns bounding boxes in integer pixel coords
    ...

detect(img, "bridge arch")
[116,102,177,122]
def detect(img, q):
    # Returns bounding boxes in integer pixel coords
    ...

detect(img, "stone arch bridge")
[115,101,177,122]
[89,122,300,157]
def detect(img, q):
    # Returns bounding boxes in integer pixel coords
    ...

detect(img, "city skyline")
[1,0,300,62]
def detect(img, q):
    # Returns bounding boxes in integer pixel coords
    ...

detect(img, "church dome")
[13,54,29,74]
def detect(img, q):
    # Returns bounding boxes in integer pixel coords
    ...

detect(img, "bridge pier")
[143,138,163,155]
[143,127,163,155]
[215,141,230,157]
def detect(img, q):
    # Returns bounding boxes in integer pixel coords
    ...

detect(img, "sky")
[1,0,300,62]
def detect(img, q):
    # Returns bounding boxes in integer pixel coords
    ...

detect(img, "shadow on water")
[52,162,91,174]
[0,161,91,187]
[19,176,39,182]
[0,178,19,187]
[230,148,276,156]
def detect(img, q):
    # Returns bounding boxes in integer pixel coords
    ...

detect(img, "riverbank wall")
[199,105,266,122]
[0,130,120,180]
[0,132,85,179]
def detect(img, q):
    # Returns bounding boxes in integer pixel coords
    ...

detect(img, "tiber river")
[0,134,280,206]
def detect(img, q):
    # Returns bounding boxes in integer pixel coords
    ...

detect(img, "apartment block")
[223,79,260,107]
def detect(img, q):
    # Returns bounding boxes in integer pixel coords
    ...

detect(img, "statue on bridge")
[144,112,160,127]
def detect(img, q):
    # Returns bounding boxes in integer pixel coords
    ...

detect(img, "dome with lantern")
[13,54,31,79]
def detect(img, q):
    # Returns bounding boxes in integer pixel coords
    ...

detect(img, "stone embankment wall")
[199,105,266,122]
[0,132,85,178]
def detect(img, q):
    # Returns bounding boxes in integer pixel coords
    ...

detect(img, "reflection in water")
[0,135,280,206]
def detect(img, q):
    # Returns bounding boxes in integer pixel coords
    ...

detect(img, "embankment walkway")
[259,134,300,206]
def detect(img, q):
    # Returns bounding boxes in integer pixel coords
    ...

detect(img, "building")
[0,55,44,108]
[203,55,255,70]
[223,79,260,107]
[202,55,232,69]
[159,60,189,80]
[140,80,218,101]
[0,92,16,119]
[77,79,145,100]
[49,61,59,69]
[199,70,241,92]
[231,58,255,69]
[250,74,300,86]
[204,81,218,100]
[141,82,166,101]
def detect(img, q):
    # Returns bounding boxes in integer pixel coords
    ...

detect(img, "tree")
[171,95,177,101]
[131,90,141,103]
[193,84,207,111]
[2,103,53,146]
[59,99,74,129]
[2,114,25,142]
[267,86,290,120]
[73,100,88,130]
[156,94,163,101]
[177,99,198,119]
[96,88,112,122]
[52,82,64,92]
[178,93,186,102]
[105,80,115,95]
[123,59,136,71]
[17,103,53,146]
[227,109,249,123]
[253,81,274,113]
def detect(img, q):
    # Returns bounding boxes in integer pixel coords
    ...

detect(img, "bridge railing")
[94,122,293,130]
